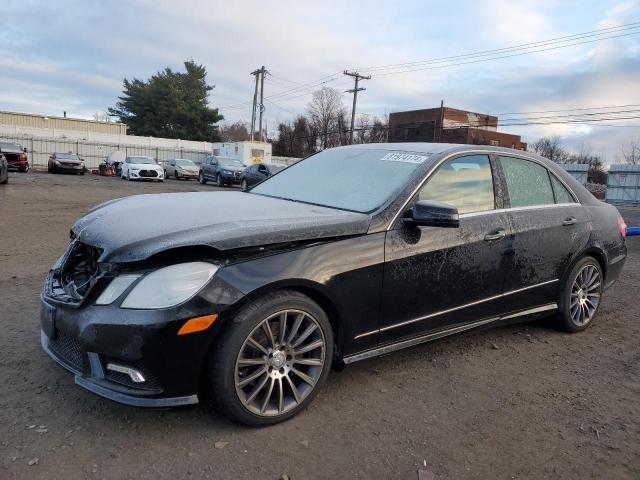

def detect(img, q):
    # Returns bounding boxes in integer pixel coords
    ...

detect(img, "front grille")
[139,170,158,178]
[49,330,83,372]
[234,171,241,178]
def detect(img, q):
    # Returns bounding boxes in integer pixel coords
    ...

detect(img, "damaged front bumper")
[40,268,245,408]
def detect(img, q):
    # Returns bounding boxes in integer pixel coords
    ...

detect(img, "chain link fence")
[1,133,211,169]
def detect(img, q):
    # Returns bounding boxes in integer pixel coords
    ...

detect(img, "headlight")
[223,170,231,174]
[95,274,141,305]
[121,262,218,309]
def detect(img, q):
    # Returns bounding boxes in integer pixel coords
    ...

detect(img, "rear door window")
[418,155,495,214]
[500,156,554,208]
[550,174,575,204]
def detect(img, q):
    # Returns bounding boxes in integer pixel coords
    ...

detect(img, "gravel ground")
[1,171,639,480]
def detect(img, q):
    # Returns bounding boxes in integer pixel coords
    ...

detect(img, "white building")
[211,141,272,166]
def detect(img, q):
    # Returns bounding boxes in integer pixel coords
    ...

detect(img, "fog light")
[106,363,146,383]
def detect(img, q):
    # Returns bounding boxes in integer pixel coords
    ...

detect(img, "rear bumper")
[605,250,626,290]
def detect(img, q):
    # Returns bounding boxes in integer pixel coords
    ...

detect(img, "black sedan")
[240,162,286,190]
[40,143,627,426]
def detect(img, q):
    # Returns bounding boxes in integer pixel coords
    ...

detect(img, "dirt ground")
[1,171,639,480]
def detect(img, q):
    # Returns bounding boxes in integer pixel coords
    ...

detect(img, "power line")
[490,103,640,116]
[368,31,640,77]
[219,23,640,114]
[352,22,640,73]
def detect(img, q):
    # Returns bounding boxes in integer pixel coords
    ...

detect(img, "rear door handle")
[484,229,506,241]
[562,217,577,226]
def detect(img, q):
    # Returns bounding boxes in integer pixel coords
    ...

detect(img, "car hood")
[72,191,371,263]
[129,163,162,169]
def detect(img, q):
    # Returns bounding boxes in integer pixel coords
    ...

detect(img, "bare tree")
[220,121,250,142]
[307,87,345,150]
[530,135,571,163]
[355,115,371,144]
[93,111,111,122]
[620,137,640,165]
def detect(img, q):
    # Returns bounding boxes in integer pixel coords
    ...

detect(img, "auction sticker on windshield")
[381,153,429,164]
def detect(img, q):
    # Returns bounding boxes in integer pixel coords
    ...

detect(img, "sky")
[1,0,639,161]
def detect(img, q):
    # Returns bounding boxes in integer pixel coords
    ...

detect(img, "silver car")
[164,159,199,180]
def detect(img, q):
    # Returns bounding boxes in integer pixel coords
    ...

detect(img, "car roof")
[330,142,531,156]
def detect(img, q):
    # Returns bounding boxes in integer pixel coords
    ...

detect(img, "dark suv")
[0,141,29,172]
[198,156,245,187]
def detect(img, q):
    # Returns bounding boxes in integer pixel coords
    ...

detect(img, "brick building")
[388,106,526,150]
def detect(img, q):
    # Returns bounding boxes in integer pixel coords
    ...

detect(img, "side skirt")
[343,303,557,365]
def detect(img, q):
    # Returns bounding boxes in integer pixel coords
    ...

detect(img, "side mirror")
[404,200,459,228]
[23,148,28,153]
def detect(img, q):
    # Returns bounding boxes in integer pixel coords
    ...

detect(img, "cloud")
[0,0,638,159]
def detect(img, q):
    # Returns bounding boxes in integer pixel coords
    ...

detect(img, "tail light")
[618,215,627,239]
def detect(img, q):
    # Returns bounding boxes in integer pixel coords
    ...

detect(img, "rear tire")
[206,290,333,427]
[559,256,603,332]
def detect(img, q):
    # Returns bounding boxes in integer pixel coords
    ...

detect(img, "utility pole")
[258,66,266,141]
[250,69,260,141]
[344,70,371,144]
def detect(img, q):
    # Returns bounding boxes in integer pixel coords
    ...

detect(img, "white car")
[121,156,164,182]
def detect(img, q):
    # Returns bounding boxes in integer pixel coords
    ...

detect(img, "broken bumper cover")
[39,272,244,408]
[41,331,199,407]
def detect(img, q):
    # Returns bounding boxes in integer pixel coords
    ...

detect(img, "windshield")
[127,156,156,164]
[0,142,21,151]
[175,159,195,166]
[56,153,80,160]
[219,159,244,168]
[251,148,429,213]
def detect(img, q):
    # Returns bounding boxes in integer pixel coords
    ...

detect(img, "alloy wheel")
[234,309,326,417]
[569,264,602,326]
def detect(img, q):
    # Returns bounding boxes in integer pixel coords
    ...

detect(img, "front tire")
[559,256,603,332]
[216,174,224,187]
[241,179,248,191]
[198,171,207,184]
[207,290,333,426]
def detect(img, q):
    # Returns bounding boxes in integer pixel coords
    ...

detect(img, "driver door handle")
[484,229,506,241]
[562,217,577,226]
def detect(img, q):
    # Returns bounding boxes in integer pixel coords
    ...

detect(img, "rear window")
[500,156,554,208]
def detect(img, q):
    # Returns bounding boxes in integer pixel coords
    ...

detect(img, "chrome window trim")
[458,202,580,219]
[354,279,558,339]
[386,149,582,230]
[346,303,558,364]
